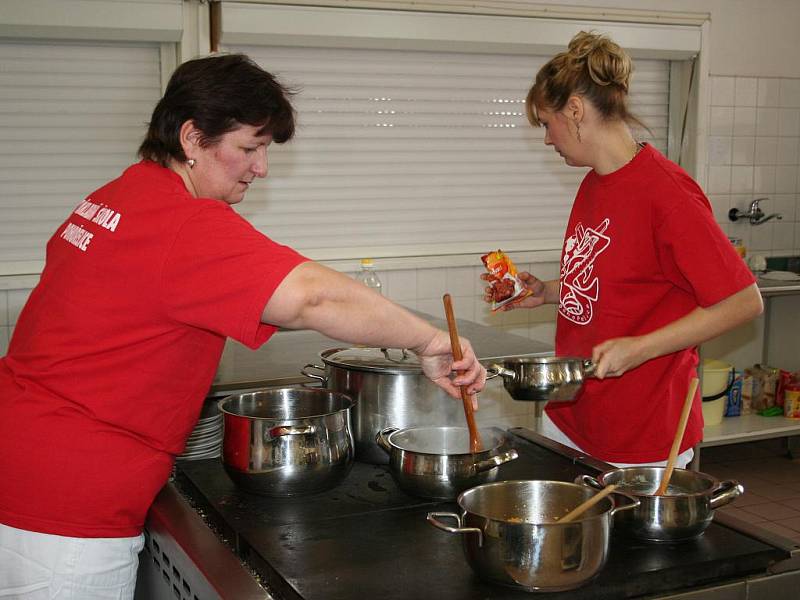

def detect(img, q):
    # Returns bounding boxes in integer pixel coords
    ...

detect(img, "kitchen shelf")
[701,414,800,447]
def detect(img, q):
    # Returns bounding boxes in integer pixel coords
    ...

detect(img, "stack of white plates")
[178,399,223,461]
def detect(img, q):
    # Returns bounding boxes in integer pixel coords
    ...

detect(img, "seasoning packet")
[481,250,533,312]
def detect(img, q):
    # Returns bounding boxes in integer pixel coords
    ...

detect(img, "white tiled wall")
[708,75,800,257]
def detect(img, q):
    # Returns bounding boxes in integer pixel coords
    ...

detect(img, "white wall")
[1,0,799,379]
[513,0,800,78]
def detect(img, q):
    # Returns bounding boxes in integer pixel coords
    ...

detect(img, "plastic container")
[701,359,734,426]
[784,384,800,419]
[355,258,382,295]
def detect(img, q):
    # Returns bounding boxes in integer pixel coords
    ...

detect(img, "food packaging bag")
[481,250,533,312]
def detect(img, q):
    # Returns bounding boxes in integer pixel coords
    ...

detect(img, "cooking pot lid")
[321,347,421,373]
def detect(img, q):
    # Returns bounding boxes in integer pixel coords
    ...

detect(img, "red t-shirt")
[545,144,755,464]
[0,161,307,537]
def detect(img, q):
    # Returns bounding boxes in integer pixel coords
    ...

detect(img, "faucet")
[728,198,783,225]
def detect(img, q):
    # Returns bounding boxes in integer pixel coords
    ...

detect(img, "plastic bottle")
[356,258,382,295]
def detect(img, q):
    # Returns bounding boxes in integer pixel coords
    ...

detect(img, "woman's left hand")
[591,336,648,379]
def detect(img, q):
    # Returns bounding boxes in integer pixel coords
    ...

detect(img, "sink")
[766,255,800,274]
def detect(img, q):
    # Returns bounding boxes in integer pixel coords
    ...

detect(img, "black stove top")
[175,428,789,600]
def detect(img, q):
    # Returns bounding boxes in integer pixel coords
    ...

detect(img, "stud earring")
[187,158,195,168]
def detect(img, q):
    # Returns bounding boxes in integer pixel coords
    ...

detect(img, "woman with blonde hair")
[485,31,762,468]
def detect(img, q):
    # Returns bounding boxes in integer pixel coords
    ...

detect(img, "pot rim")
[218,388,356,421]
[457,479,615,525]
[501,355,590,365]
[385,426,506,456]
[598,467,720,498]
[319,346,423,374]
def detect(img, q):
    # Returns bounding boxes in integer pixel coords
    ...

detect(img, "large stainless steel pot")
[577,467,743,542]
[487,356,595,402]
[375,426,518,500]
[218,387,355,497]
[302,347,462,464]
[427,480,638,592]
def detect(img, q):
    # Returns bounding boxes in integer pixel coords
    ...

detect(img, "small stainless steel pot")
[302,347,462,464]
[486,356,595,402]
[427,480,638,592]
[376,426,518,500]
[577,467,743,542]
[219,387,355,497]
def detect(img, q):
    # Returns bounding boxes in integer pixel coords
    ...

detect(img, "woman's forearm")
[591,283,763,378]
[638,283,763,362]
[261,262,439,353]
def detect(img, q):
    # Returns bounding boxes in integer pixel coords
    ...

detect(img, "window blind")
[229,43,669,261]
[0,39,163,275]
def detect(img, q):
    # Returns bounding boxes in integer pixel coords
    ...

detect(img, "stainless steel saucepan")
[577,467,743,542]
[427,480,639,592]
[376,426,518,500]
[487,356,595,402]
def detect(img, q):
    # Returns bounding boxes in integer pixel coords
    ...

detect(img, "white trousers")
[540,412,694,469]
[0,523,144,600]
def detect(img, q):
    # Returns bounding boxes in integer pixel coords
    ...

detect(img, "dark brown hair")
[138,53,295,166]
[526,31,646,131]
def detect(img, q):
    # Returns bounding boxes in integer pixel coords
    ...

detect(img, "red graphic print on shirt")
[559,218,610,325]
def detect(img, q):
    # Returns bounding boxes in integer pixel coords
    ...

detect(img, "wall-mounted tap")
[728,198,783,225]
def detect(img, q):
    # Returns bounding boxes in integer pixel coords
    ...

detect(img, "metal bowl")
[219,387,355,497]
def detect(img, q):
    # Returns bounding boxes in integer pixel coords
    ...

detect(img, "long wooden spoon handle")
[559,484,618,523]
[656,377,699,496]
[442,294,482,453]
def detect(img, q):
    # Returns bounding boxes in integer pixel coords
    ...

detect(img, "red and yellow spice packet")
[481,250,533,312]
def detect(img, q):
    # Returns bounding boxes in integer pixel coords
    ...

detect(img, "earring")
[187,158,195,168]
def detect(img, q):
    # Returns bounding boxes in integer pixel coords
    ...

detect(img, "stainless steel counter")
[210,313,553,395]
[756,278,800,297]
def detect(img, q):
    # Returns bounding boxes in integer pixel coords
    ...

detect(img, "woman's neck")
[590,124,640,176]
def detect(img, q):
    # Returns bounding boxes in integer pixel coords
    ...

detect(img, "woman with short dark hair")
[0,53,486,599]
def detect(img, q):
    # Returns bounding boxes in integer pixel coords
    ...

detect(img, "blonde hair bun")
[567,31,631,92]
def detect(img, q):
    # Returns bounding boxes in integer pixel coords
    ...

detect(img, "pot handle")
[300,364,328,384]
[268,425,316,438]
[582,359,596,376]
[575,475,640,515]
[426,512,483,547]
[473,449,519,473]
[709,479,744,510]
[375,427,399,454]
[486,364,516,381]
[575,474,604,489]
[608,491,640,516]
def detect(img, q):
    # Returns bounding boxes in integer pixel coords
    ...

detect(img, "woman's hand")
[481,271,556,311]
[591,336,649,378]
[414,330,486,409]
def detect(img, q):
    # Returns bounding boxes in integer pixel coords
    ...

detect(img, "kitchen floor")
[700,437,800,544]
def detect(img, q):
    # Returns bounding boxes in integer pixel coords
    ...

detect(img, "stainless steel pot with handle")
[218,387,355,497]
[486,356,595,401]
[375,426,518,500]
[427,480,639,592]
[301,347,462,464]
[577,467,743,542]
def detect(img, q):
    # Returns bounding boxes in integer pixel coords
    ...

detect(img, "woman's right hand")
[481,271,552,311]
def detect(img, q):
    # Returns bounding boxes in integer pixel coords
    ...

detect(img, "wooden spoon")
[655,377,700,496]
[442,293,482,453]
[558,484,618,523]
